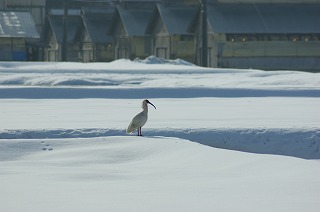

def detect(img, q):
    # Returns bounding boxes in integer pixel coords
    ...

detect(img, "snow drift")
[1,58,320,212]
[1,137,320,212]
[1,128,319,159]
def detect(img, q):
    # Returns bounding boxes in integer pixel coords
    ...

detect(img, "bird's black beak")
[147,100,156,109]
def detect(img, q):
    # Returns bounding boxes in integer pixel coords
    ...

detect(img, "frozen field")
[0,57,320,211]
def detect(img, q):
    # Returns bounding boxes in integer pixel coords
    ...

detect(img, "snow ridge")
[1,87,320,99]
[134,55,196,66]
[1,128,319,159]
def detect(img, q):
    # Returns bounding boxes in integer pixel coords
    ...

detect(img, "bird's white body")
[127,99,156,136]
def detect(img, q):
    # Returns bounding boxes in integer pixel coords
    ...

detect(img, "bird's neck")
[142,105,148,112]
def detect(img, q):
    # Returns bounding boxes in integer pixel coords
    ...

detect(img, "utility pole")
[201,0,208,67]
[62,0,68,61]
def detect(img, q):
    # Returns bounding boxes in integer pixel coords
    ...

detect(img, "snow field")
[1,59,320,211]
[0,98,319,158]
[1,136,320,212]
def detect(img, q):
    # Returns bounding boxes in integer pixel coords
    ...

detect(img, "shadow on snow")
[1,128,319,160]
[1,87,320,99]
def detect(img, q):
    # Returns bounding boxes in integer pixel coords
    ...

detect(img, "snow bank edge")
[1,128,319,159]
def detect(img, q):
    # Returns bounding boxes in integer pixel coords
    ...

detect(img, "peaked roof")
[82,7,114,43]
[110,3,154,36]
[151,3,197,35]
[47,10,82,44]
[0,11,40,38]
[207,3,320,34]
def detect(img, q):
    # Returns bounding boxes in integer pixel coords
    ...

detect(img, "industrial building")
[0,0,319,71]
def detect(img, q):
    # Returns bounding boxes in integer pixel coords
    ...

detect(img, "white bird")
[127,99,156,136]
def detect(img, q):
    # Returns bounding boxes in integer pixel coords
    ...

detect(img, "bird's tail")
[126,122,135,134]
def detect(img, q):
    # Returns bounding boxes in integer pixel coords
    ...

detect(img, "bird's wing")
[126,121,137,133]
[127,111,147,134]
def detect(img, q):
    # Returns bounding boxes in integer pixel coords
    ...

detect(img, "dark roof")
[82,6,114,43]
[110,3,154,36]
[0,11,40,38]
[150,3,197,34]
[207,4,320,34]
[48,11,82,44]
[82,14,113,43]
[46,0,113,9]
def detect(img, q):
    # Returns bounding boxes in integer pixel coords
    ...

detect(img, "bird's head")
[144,99,156,110]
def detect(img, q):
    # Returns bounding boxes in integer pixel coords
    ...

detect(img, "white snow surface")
[1,137,320,212]
[1,57,320,211]
[0,57,319,89]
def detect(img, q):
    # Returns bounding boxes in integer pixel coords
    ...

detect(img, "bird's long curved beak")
[148,101,156,109]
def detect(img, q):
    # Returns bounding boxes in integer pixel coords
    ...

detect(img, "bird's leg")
[137,127,141,136]
[137,127,142,136]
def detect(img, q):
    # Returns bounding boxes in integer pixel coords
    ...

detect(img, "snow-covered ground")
[1,57,320,211]
[1,137,320,212]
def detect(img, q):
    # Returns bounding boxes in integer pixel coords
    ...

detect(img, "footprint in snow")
[41,140,53,151]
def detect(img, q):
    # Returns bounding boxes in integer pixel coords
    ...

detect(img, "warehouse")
[1,0,320,71]
[191,2,320,70]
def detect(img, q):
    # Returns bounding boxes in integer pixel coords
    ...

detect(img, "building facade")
[78,7,114,62]
[43,9,82,61]
[109,1,154,60]
[191,3,320,70]
[146,2,197,63]
[1,0,319,71]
